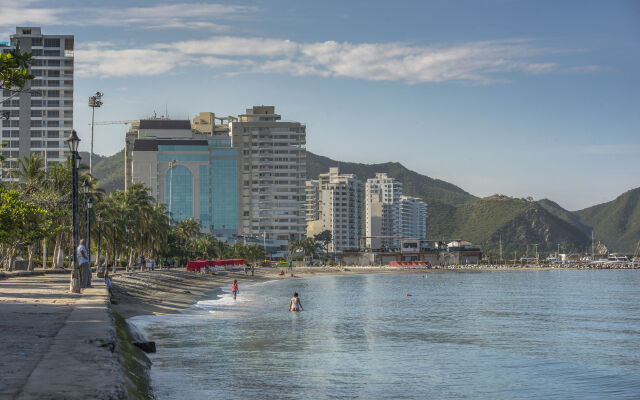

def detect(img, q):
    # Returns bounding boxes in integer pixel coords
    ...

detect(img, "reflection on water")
[129,270,640,400]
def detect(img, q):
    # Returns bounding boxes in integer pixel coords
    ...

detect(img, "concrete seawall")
[0,274,149,399]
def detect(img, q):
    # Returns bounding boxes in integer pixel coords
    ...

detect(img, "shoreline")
[112,264,639,319]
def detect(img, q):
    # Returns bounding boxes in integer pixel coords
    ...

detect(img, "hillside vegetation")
[83,150,125,193]
[576,188,640,253]
[447,196,591,254]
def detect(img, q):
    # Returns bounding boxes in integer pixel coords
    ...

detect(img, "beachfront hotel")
[229,106,307,255]
[400,195,428,240]
[126,117,240,237]
[365,173,403,249]
[363,174,428,250]
[1,27,74,172]
[306,168,363,252]
[126,107,307,253]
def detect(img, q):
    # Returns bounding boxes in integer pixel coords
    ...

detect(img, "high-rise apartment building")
[1,27,74,171]
[229,106,307,255]
[305,180,320,221]
[400,195,428,239]
[306,168,362,252]
[365,173,403,249]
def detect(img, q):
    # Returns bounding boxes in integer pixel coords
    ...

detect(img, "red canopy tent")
[186,259,249,272]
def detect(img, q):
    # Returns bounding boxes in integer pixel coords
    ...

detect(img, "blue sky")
[2,0,639,210]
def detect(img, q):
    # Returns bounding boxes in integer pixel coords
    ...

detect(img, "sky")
[2,0,639,210]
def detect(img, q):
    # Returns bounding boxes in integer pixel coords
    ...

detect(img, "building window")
[32,38,42,46]
[44,38,60,48]
[165,165,193,222]
[199,166,210,229]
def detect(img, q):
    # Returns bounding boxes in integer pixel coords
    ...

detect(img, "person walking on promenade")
[251,264,254,276]
[289,292,303,311]
[77,239,91,288]
[104,266,114,298]
[231,280,239,301]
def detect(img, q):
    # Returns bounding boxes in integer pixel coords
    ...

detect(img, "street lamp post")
[88,92,103,175]
[112,221,117,273]
[96,213,102,275]
[65,130,81,293]
[125,227,131,271]
[83,180,92,267]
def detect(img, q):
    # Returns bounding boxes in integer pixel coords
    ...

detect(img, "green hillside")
[81,150,125,193]
[449,196,591,254]
[575,188,640,253]
[537,198,591,236]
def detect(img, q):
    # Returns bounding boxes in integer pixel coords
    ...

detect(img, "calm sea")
[128,270,640,399]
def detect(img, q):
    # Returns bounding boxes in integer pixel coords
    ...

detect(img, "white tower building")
[365,173,403,249]
[1,27,74,172]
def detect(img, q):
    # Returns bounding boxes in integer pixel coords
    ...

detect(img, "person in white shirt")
[76,240,91,288]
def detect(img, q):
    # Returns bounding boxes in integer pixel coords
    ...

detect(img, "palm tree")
[290,238,321,260]
[14,152,45,191]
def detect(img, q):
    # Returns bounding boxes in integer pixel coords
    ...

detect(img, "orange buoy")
[406,293,412,296]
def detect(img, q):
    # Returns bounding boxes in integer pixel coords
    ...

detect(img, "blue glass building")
[131,133,239,236]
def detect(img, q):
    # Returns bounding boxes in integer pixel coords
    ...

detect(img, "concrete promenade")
[0,273,125,399]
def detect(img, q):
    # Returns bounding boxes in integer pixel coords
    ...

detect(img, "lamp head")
[83,179,90,194]
[65,130,80,153]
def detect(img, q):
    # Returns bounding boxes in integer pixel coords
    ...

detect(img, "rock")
[132,341,156,353]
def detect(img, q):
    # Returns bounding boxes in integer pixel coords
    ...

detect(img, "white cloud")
[75,47,190,78]
[77,36,601,83]
[0,2,253,32]
[0,0,63,26]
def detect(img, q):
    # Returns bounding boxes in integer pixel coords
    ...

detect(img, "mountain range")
[84,150,640,255]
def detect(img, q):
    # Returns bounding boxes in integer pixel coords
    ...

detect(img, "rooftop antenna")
[165,103,168,119]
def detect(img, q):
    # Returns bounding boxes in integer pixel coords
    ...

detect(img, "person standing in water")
[289,292,303,311]
[232,280,239,301]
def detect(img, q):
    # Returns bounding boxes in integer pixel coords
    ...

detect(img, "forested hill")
[575,188,640,253]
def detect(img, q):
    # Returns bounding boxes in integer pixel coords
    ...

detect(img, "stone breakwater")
[429,263,640,270]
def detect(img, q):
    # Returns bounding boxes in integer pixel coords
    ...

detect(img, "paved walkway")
[0,274,125,399]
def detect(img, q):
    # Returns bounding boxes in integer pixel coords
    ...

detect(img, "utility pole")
[534,244,539,264]
[591,230,595,259]
[263,231,267,260]
[88,92,103,175]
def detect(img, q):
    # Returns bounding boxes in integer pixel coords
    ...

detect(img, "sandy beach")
[110,266,411,318]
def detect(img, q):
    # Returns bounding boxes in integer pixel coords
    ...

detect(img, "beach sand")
[110,266,410,318]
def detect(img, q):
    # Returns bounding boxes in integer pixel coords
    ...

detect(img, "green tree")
[0,189,53,271]
[0,45,34,92]
[314,230,332,252]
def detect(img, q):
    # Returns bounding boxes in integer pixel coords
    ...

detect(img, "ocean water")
[128,270,640,399]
